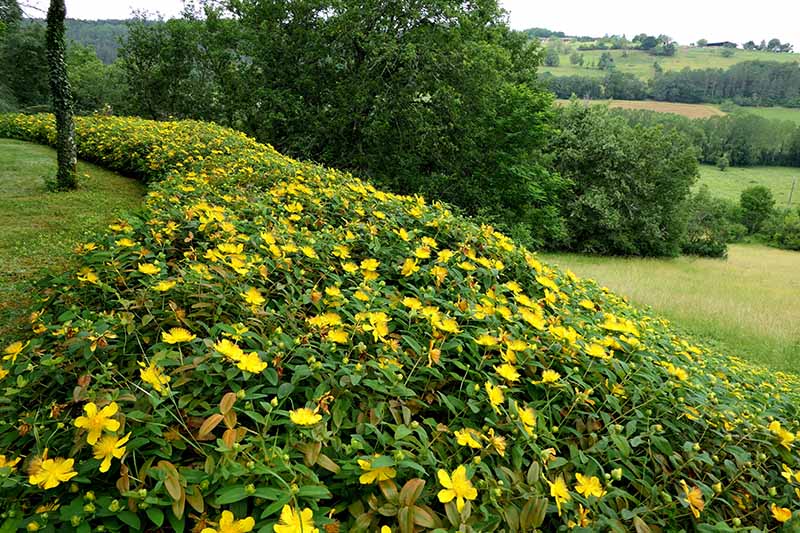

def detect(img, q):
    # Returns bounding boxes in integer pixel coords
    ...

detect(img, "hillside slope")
[0,114,797,532]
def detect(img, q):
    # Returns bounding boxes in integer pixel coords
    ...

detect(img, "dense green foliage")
[740,186,776,234]
[615,108,800,167]
[2,111,800,532]
[680,186,741,258]
[548,103,699,256]
[765,207,800,250]
[117,1,564,248]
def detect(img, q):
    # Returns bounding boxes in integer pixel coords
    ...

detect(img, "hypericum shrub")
[0,113,798,532]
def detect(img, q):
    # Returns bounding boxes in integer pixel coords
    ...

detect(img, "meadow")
[555,98,725,119]
[0,139,143,341]
[542,45,800,80]
[542,243,800,373]
[698,164,800,208]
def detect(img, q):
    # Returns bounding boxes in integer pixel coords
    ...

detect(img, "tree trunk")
[45,0,77,190]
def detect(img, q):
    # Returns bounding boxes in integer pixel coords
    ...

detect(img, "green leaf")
[147,507,165,527]
[117,511,141,530]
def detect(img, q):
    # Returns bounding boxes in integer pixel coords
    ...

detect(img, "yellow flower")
[115,237,136,247]
[574,473,606,499]
[772,504,792,523]
[29,457,77,490]
[161,327,196,344]
[214,339,245,361]
[289,407,322,426]
[402,297,422,311]
[201,510,256,533]
[241,287,265,306]
[236,352,268,373]
[137,263,161,275]
[357,457,397,484]
[578,299,595,310]
[494,363,520,383]
[454,428,482,449]
[74,402,120,445]
[273,505,318,533]
[485,381,504,412]
[342,262,359,274]
[327,329,349,344]
[768,421,796,450]
[437,465,478,512]
[547,475,571,516]
[93,432,131,473]
[568,504,591,529]
[401,258,420,276]
[585,343,610,360]
[484,428,506,457]
[361,311,390,342]
[139,361,171,392]
[679,480,704,519]
[153,280,177,292]
[77,267,99,284]
[2,340,27,362]
[541,369,561,383]
[360,258,379,271]
[518,406,536,436]
[0,454,21,471]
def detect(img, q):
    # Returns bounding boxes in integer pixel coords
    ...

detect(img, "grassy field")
[542,46,800,80]
[722,104,800,125]
[0,139,144,341]
[555,98,725,119]
[541,244,800,373]
[698,164,800,208]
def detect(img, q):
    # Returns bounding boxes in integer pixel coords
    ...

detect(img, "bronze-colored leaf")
[219,391,237,415]
[198,413,224,439]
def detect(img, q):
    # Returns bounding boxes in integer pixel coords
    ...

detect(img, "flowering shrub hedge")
[0,113,798,532]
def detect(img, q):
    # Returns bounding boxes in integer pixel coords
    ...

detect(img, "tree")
[598,51,614,70]
[767,38,782,52]
[716,153,729,171]
[544,46,560,66]
[640,35,658,50]
[696,38,708,47]
[569,51,583,66]
[743,40,756,50]
[549,103,699,256]
[739,186,775,234]
[45,0,77,190]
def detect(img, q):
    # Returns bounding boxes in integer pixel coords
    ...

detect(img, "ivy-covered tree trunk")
[45,0,77,190]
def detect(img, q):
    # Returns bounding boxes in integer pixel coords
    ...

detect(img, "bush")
[740,185,776,234]
[549,103,699,256]
[680,186,733,257]
[0,113,798,532]
[766,208,800,250]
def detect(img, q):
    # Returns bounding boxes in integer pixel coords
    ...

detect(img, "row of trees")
[542,60,800,108]
[616,108,800,168]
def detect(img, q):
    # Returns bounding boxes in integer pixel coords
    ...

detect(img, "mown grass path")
[0,139,144,341]
[542,244,800,373]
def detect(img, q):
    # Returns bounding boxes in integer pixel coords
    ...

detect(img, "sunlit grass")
[697,164,800,208]
[541,244,800,373]
[0,139,144,341]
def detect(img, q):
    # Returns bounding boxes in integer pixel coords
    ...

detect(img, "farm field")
[541,45,800,80]
[0,139,144,341]
[541,243,800,373]
[555,98,725,118]
[723,104,800,125]
[698,164,800,208]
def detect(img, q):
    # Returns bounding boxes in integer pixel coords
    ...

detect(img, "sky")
[22,0,800,49]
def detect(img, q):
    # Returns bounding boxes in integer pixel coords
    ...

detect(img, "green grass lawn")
[542,46,800,80]
[0,139,144,341]
[698,164,800,208]
[541,244,800,374]
[720,104,800,125]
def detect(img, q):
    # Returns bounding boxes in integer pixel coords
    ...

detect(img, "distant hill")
[23,18,129,64]
[64,19,129,64]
